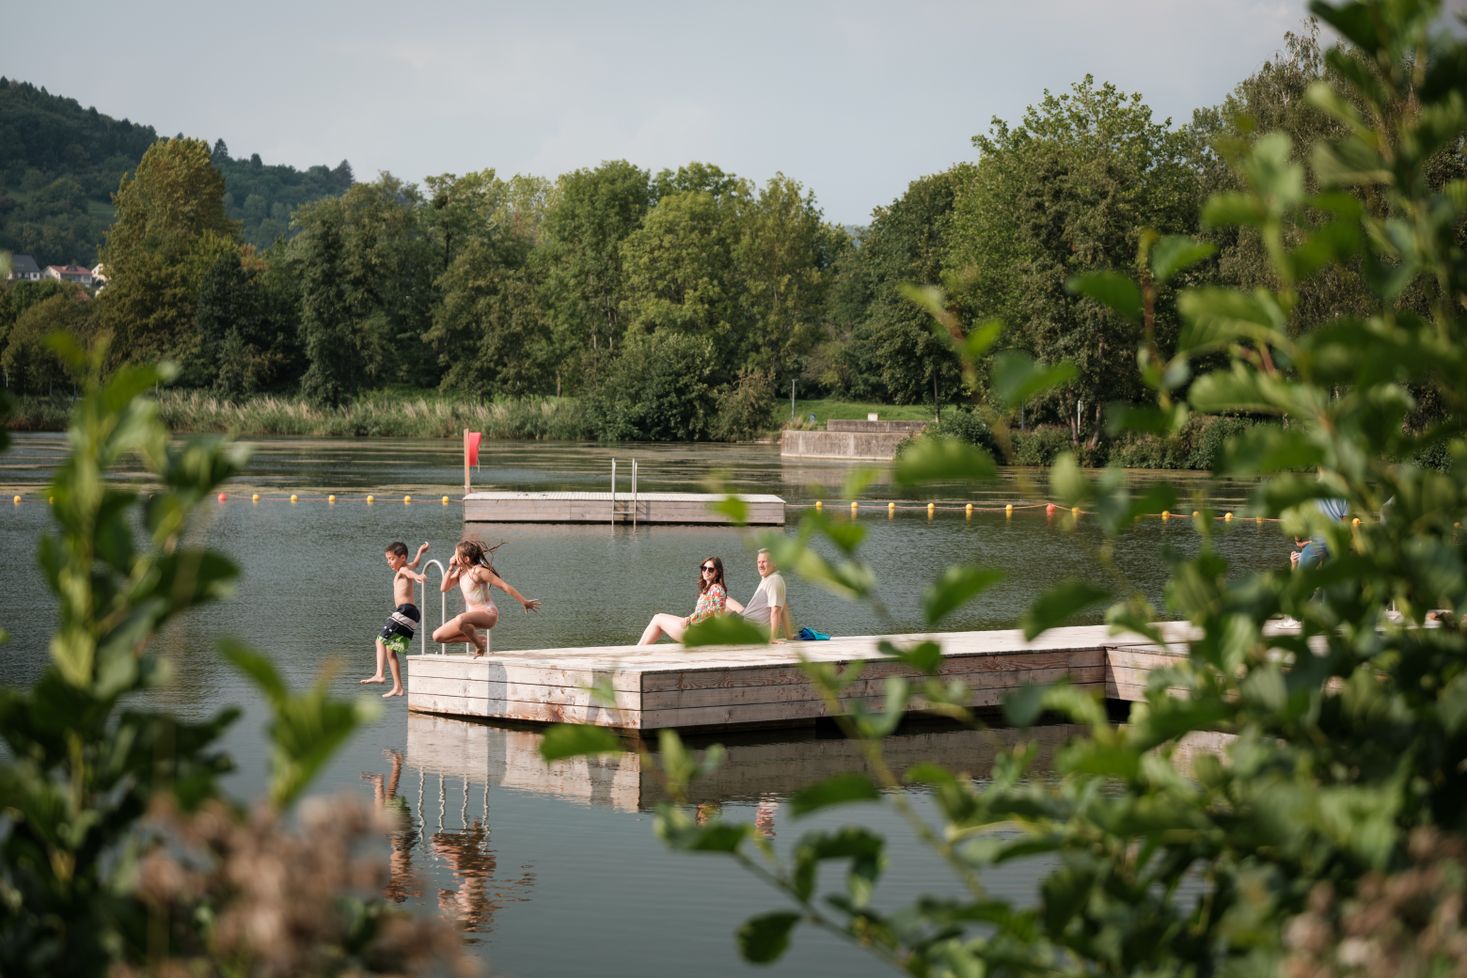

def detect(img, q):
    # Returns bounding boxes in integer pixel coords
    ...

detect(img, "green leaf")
[538,724,623,761]
[683,614,771,647]
[879,639,946,673]
[1021,581,1111,640]
[924,567,1005,625]
[788,773,881,817]
[895,435,997,487]
[991,351,1078,408]
[738,912,802,964]
[1150,235,1217,285]
[710,495,748,524]
[1202,192,1267,228]
[1067,270,1141,322]
[1003,683,1049,727]
[1049,453,1086,507]
[964,319,1004,361]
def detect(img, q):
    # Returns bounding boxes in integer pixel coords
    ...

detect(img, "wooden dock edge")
[405,622,1205,732]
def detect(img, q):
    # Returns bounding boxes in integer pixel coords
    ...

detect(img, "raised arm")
[441,555,462,593]
[407,541,430,570]
[489,571,541,613]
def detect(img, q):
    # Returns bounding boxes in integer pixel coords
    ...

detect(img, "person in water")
[637,556,728,646]
[434,540,541,656]
[362,540,429,698]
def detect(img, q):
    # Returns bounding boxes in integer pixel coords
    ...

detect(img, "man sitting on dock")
[726,549,792,642]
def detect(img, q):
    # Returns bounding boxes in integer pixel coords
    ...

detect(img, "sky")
[1,0,1342,226]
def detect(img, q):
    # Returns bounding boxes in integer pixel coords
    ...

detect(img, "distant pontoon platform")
[462,491,786,526]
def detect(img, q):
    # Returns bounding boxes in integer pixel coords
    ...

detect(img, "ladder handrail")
[419,559,449,655]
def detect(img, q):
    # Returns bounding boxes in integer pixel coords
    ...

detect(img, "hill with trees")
[0,78,352,266]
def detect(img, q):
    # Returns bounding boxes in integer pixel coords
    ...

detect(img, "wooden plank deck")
[405,622,1200,731]
[462,491,786,526]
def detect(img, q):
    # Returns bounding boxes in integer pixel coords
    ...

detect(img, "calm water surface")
[1,434,1284,977]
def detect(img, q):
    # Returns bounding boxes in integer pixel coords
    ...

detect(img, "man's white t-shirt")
[740,571,786,626]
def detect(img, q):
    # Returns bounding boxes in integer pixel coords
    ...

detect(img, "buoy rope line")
[7,495,1439,528]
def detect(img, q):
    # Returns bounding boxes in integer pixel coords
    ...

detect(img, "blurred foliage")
[0,345,468,977]
[542,2,1467,975]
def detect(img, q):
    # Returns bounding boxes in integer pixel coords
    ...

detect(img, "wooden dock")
[462,491,786,526]
[405,622,1200,732]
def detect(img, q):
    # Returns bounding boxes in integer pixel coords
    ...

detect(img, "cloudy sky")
[4,0,1331,225]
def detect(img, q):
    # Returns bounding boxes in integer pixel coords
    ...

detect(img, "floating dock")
[462,491,786,526]
[405,622,1200,732]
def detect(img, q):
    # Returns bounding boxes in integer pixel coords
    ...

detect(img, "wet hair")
[456,539,502,573]
[698,556,726,595]
[386,541,409,559]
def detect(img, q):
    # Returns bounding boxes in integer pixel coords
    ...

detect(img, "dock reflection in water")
[373,711,1231,941]
[363,744,535,936]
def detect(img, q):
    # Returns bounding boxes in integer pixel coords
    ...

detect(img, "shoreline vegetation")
[4,390,1282,470]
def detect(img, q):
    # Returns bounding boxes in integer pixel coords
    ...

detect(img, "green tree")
[424,170,551,395]
[290,176,437,392]
[193,247,289,397]
[947,78,1202,445]
[537,161,652,386]
[588,330,719,441]
[842,166,972,405]
[296,207,356,407]
[619,184,752,377]
[734,173,835,391]
[1,291,89,393]
[95,138,240,368]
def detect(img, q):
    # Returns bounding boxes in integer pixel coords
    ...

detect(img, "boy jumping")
[362,541,429,698]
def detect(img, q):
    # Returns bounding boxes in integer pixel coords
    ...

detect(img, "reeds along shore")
[4,391,593,440]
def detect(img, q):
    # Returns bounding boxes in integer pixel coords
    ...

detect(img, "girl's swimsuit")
[463,569,499,615]
[689,583,727,625]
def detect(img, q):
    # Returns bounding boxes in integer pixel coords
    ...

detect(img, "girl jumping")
[434,540,541,656]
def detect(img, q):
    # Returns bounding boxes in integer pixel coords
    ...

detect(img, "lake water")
[0,433,1284,977]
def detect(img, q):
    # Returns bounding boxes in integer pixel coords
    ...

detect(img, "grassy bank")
[786,399,937,427]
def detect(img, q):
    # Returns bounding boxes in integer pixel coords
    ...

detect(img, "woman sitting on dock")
[435,540,541,656]
[638,556,728,646]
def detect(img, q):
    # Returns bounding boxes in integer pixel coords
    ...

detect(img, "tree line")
[5,24,1456,445]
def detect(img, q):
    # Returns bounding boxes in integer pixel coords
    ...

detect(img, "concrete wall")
[779,429,913,460]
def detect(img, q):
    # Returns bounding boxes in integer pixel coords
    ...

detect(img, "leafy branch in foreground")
[543,1,1467,974]
[0,341,473,978]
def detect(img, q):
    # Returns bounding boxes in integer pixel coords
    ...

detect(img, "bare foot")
[383,687,405,698]
[360,676,386,684]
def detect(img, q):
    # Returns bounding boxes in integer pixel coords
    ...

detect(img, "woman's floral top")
[690,583,727,625]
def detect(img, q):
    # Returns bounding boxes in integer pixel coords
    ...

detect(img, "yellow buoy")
[442,495,450,505]
[367,494,375,505]
[1351,517,1361,526]
[815,500,823,511]
[1162,510,1171,521]
[927,502,936,520]
[1071,506,1081,518]
[850,500,859,515]
[11,495,19,505]
[251,493,260,504]
[965,503,974,519]
[328,494,336,504]
[290,494,299,504]
[404,495,412,504]
[1005,503,1013,519]
[887,501,896,519]
[1192,511,1201,520]
[48,496,54,505]
[1224,512,1233,522]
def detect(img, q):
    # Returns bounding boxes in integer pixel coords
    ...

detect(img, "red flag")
[465,431,482,468]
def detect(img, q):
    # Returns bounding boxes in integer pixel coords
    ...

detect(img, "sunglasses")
[700,565,717,573]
